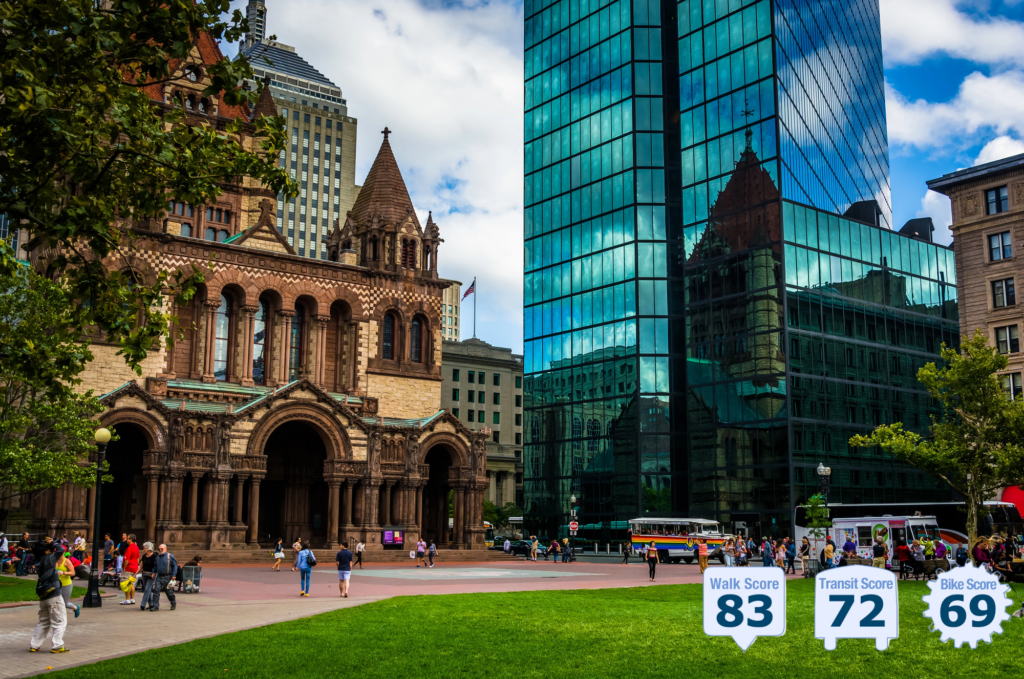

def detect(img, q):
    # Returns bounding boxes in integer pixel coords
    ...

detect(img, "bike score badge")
[922,563,1012,648]
[702,567,786,650]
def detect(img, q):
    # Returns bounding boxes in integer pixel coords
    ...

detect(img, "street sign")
[570,531,577,536]
[569,521,579,531]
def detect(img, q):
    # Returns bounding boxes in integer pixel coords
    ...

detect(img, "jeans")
[144,575,176,609]
[300,567,311,593]
[648,559,656,579]
[786,556,795,573]
[16,556,28,576]
[562,550,569,563]
[724,554,733,567]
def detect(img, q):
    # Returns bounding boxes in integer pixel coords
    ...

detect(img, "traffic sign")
[569,521,579,531]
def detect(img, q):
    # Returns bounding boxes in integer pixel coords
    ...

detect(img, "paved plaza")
[0,559,773,677]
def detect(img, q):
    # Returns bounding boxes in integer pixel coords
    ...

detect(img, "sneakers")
[29,648,38,653]
[51,647,69,654]
[74,605,80,619]
[170,602,176,611]
[119,600,133,605]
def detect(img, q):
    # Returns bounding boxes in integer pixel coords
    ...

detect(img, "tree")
[850,330,1024,547]
[483,500,524,535]
[0,0,294,370]
[804,493,832,567]
[0,268,106,506]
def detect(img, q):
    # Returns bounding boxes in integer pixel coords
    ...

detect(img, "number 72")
[829,594,885,627]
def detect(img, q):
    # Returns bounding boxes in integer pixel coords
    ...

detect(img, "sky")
[225,0,1024,354]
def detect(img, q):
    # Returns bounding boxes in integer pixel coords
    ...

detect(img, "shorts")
[338,571,351,581]
[872,557,886,568]
[417,551,424,558]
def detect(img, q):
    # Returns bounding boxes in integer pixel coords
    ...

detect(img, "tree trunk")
[966,492,978,562]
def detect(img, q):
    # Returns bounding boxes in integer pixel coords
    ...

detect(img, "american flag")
[461,278,476,301]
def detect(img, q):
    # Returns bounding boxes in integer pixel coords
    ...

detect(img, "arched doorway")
[423,446,453,545]
[100,423,149,540]
[259,421,329,546]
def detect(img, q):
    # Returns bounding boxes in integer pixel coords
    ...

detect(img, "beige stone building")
[440,339,524,508]
[19,33,488,553]
[441,281,463,341]
[928,152,1024,398]
[240,0,360,261]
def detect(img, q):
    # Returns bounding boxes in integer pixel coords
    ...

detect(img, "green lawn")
[0,576,87,604]
[51,580,1024,678]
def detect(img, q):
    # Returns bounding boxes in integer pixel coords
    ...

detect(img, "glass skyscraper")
[522,0,958,541]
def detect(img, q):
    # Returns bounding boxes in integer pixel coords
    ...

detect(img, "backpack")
[306,550,317,568]
[35,554,59,599]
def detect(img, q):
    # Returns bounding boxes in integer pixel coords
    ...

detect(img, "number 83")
[717,594,774,628]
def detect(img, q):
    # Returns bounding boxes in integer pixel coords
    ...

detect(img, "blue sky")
[227,0,1024,354]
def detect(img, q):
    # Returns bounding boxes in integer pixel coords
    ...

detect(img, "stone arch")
[205,269,258,306]
[99,408,166,451]
[326,285,366,319]
[283,280,329,315]
[415,431,471,470]
[253,274,292,306]
[245,402,351,460]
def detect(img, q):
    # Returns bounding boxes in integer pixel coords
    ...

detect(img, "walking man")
[120,535,140,606]
[427,540,436,568]
[103,533,114,570]
[697,538,709,575]
[29,541,67,653]
[336,541,354,598]
[354,540,365,569]
[416,538,426,568]
[147,544,178,611]
[16,533,30,576]
[621,541,631,564]
[529,536,538,562]
[503,538,511,555]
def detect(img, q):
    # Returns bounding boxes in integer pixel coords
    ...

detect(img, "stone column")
[145,472,160,541]
[488,471,496,504]
[278,311,293,384]
[314,315,330,387]
[188,475,200,524]
[342,480,354,527]
[414,486,423,529]
[437,492,447,543]
[381,481,393,526]
[348,322,359,393]
[248,477,262,545]
[453,487,464,547]
[240,306,258,386]
[326,480,341,548]
[202,300,220,383]
[233,476,246,524]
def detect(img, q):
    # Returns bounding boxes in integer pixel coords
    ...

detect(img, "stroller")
[181,565,202,593]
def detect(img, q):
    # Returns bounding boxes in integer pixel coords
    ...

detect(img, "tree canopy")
[0,0,294,370]
[850,331,1024,546]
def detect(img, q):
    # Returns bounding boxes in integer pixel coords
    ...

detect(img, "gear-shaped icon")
[922,562,1012,648]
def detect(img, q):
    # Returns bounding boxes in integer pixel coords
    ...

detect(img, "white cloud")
[916,190,953,245]
[881,0,1024,67]
[233,0,526,350]
[973,135,1024,164]
[886,71,1024,149]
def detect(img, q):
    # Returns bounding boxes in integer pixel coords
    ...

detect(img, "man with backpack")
[29,541,68,653]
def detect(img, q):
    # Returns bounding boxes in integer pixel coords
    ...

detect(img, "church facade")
[24,35,487,551]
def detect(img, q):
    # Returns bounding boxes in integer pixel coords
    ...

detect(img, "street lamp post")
[83,427,111,608]
[817,462,832,542]
[569,494,576,560]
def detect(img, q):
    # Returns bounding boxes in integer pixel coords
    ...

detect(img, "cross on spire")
[382,127,391,140]
[741,99,755,152]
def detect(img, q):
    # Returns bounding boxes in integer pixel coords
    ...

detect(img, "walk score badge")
[922,563,1012,648]
[815,565,899,650]
[702,566,786,651]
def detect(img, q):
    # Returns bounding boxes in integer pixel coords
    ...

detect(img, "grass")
[0,576,87,604]
[50,580,1024,678]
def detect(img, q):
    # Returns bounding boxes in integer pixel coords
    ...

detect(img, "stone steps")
[168,548,520,565]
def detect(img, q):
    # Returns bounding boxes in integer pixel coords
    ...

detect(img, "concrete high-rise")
[522,0,958,540]
[240,0,360,260]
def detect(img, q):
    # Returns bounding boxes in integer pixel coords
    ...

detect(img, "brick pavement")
[0,560,796,677]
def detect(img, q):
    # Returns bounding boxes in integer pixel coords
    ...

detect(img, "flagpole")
[473,277,477,339]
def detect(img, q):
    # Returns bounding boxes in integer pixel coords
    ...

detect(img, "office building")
[240,0,360,260]
[441,339,525,507]
[442,280,463,340]
[928,153,1024,398]
[522,0,956,539]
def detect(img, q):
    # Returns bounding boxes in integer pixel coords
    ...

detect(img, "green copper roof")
[100,382,135,400]
[159,399,233,413]
[167,379,271,396]
[362,411,445,428]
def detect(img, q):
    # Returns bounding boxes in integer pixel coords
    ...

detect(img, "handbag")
[306,551,317,567]
[273,551,284,559]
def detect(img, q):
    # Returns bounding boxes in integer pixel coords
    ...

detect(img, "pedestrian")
[145,544,178,611]
[971,538,992,570]
[137,542,157,610]
[103,533,114,570]
[842,535,856,555]
[56,548,80,620]
[724,539,735,567]
[0,532,8,570]
[120,534,140,605]
[272,538,284,571]
[117,533,129,557]
[291,537,302,572]
[698,538,709,574]
[911,539,926,578]
[416,538,426,568]
[503,538,511,555]
[785,539,796,574]
[736,539,749,567]
[775,540,786,568]
[355,540,365,569]
[799,537,811,574]
[336,541,354,598]
[747,536,756,558]
[297,540,315,596]
[561,538,570,563]
[871,537,887,569]
[955,542,969,568]
[646,541,659,581]
[895,539,910,579]
[934,539,948,562]
[761,538,773,568]
[428,540,436,567]
[29,540,68,654]
[16,533,31,576]
[529,536,538,562]
[621,540,631,564]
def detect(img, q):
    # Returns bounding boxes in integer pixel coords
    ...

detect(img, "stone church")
[23,32,487,551]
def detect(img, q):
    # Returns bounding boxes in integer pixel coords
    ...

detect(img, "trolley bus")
[628,518,733,564]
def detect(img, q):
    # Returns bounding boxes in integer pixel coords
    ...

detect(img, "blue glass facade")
[523,0,955,541]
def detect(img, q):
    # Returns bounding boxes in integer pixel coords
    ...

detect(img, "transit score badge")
[815,565,899,651]
[922,562,1011,648]
[703,567,786,651]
